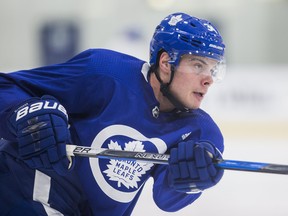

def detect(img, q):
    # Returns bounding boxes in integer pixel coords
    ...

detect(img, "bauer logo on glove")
[14,99,68,121]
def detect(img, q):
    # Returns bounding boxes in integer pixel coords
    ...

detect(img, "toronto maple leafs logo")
[168,15,182,26]
[89,124,167,203]
[103,140,154,189]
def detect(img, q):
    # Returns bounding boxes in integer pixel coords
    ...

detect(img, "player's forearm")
[153,183,201,212]
[152,167,201,212]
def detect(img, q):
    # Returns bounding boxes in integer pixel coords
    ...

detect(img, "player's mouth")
[192,91,206,103]
[193,91,205,98]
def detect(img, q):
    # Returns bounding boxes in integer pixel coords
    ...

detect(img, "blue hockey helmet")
[149,13,225,66]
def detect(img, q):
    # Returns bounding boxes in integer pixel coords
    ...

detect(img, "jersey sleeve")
[0,49,116,140]
[0,75,32,140]
[151,165,201,212]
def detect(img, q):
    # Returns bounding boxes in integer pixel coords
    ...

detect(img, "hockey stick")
[66,144,288,175]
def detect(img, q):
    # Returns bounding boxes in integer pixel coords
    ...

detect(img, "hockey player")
[0,12,226,215]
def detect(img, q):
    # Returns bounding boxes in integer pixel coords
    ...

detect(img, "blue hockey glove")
[8,95,73,176]
[168,140,224,193]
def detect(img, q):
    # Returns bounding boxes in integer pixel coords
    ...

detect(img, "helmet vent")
[179,35,189,42]
[189,22,197,28]
[191,39,202,47]
[155,25,163,32]
[180,35,202,47]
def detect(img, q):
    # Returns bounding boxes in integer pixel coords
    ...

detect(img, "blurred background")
[1,0,288,215]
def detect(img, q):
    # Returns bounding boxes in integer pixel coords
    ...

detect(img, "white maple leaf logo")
[124,140,144,152]
[108,140,122,150]
[103,140,154,189]
[168,15,182,26]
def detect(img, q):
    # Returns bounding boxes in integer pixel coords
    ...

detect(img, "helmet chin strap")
[154,65,189,112]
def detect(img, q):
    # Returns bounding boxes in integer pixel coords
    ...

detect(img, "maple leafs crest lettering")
[103,140,153,189]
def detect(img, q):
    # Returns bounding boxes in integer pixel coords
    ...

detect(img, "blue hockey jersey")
[0,49,224,215]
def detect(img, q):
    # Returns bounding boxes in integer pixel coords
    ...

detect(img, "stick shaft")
[66,145,288,175]
[66,144,169,164]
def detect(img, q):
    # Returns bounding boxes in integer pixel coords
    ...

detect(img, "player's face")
[169,54,218,109]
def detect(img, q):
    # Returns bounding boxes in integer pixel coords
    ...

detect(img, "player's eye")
[192,62,206,74]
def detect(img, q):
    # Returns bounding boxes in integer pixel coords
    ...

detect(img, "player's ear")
[158,52,171,83]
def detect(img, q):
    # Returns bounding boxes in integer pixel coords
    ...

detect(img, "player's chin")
[183,101,201,110]
[189,104,201,110]
[185,97,202,109]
